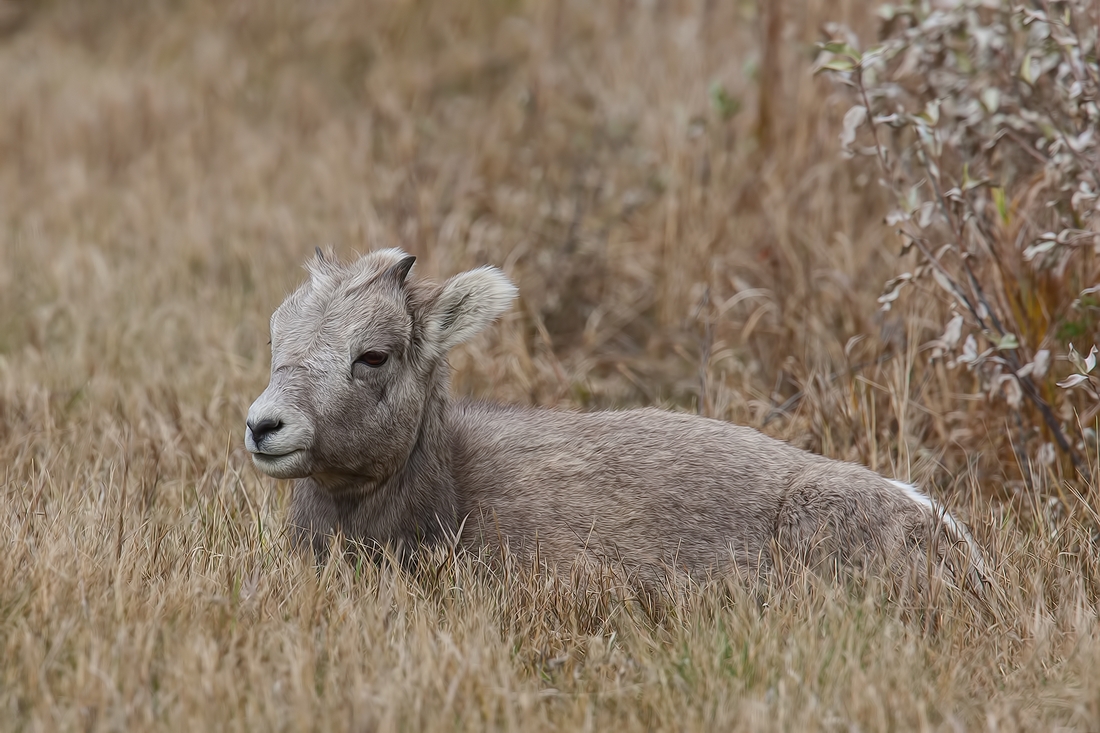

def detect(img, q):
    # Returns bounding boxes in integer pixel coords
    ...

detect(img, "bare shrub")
[818,0,1100,484]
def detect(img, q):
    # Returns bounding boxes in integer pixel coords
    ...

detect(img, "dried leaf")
[1017,349,1051,379]
[844,334,866,358]
[1023,240,1058,261]
[997,374,1023,408]
[958,334,980,365]
[1020,50,1036,85]
[930,314,964,361]
[840,105,867,155]
[1057,374,1090,389]
[917,201,935,228]
[922,99,940,126]
[885,210,909,226]
[931,268,970,310]
[877,281,904,311]
[818,57,855,73]
[941,315,964,350]
[980,87,1000,113]
[1068,343,1086,372]
[1068,128,1093,152]
[820,41,861,60]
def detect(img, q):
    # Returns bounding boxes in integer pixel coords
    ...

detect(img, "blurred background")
[0,0,1094,508]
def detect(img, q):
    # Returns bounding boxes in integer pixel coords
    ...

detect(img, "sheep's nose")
[247,417,283,444]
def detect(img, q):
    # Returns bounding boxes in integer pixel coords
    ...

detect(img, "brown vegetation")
[0,0,1097,730]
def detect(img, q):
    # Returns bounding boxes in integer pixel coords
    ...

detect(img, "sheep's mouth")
[250,449,309,478]
[251,448,301,458]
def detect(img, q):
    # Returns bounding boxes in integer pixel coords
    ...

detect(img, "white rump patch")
[889,479,986,576]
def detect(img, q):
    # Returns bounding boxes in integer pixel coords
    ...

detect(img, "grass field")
[2,0,1098,730]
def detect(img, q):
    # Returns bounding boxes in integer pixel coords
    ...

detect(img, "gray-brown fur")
[245,249,986,586]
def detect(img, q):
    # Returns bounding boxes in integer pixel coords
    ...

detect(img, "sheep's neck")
[305,364,458,547]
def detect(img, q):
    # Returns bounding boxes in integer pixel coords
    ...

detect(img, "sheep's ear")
[423,266,517,358]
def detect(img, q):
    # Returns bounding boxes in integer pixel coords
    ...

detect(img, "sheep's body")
[246,249,984,586]
[451,403,954,578]
[288,399,976,582]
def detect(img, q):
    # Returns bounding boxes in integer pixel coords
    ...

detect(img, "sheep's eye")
[355,351,389,368]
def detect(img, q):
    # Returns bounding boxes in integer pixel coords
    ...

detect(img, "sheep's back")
[449,402,816,575]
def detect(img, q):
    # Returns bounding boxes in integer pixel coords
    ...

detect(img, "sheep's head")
[245,249,516,486]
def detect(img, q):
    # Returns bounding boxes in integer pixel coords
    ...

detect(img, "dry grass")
[1,0,1098,730]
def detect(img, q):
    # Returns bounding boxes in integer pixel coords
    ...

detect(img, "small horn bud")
[386,254,416,286]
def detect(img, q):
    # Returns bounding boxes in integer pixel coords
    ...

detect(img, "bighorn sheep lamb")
[245,249,985,587]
